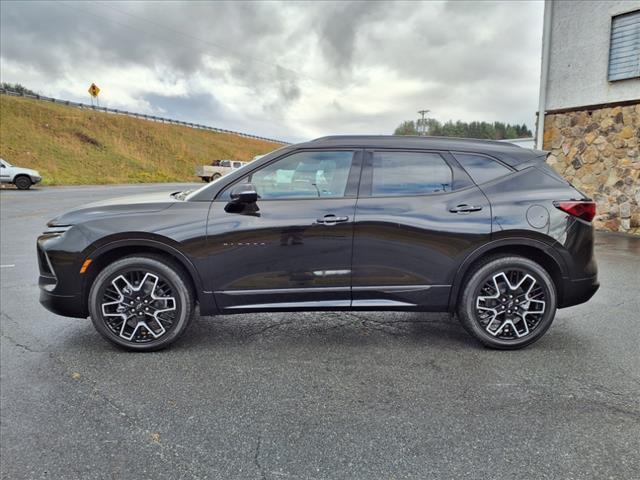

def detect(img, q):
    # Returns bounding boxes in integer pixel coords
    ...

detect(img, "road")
[1,184,639,479]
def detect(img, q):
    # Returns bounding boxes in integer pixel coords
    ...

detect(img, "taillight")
[554,201,596,222]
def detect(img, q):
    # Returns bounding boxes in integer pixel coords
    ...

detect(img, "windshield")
[184,146,288,201]
[1,159,11,167]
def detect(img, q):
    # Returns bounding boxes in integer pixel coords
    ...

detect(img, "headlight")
[43,225,73,234]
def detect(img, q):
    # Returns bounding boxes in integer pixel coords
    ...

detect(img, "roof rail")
[310,134,516,146]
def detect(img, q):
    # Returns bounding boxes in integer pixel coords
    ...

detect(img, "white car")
[0,158,42,190]
[195,159,248,182]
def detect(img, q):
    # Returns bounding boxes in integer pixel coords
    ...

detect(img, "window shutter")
[608,9,640,81]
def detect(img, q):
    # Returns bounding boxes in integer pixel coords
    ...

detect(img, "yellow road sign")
[88,83,100,97]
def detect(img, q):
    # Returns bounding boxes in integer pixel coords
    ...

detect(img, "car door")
[207,149,363,311]
[0,160,10,183]
[351,149,491,310]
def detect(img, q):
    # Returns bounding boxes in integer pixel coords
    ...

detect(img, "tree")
[393,117,532,139]
[393,120,419,136]
[1,83,38,96]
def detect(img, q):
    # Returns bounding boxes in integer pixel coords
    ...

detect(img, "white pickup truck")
[0,158,42,190]
[195,159,248,183]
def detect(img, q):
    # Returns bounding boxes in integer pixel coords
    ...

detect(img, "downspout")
[537,0,553,149]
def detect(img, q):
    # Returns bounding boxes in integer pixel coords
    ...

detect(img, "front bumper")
[39,289,86,318]
[37,230,88,319]
[31,176,42,184]
[559,275,599,308]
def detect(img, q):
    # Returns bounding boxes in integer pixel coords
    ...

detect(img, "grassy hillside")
[0,95,283,185]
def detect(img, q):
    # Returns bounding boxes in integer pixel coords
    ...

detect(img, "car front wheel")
[457,255,557,349]
[88,255,194,351]
[14,175,32,190]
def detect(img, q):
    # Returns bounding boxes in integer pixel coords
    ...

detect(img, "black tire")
[212,173,221,181]
[457,255,557,350]
[14,175,32,190]
[202,177,210,183]
[88,254,195,351]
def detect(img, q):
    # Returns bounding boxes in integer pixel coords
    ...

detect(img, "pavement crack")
[1,334,39,353]
[245,320,297,338]
[0,312,43,353]
[1,313,210,478]
[254,432,267,480]
[57,359,209,479]
[359,318,406,336]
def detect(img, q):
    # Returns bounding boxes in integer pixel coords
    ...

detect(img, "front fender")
[82,235,205,294]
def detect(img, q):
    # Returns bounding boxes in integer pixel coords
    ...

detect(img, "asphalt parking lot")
[1,183,639,479]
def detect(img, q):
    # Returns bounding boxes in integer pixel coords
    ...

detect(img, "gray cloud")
[0,0,543,141]
[315,1,390,73]
[142,92,224,124]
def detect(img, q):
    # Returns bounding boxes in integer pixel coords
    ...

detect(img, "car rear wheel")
[457,255,557,349]
[212,173,221,181]
[88,255,194,351]
[14,175,32,190]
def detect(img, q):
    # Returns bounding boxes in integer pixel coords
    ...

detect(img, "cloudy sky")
[1,1,544,142]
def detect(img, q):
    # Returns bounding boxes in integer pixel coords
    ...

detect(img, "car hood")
[48,191,181,226]
[17,167,40,176]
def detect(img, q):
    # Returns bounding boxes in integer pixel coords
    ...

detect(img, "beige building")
[537,0,640,234]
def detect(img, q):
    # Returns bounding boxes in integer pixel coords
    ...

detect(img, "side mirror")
[230,184,258,203]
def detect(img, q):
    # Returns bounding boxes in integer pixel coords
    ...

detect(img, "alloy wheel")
[474,269,547,340]
[100,269,178,343]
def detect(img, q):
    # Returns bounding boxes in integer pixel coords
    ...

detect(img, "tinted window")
[454,153,512,185]
[221,150,354,200]
[371,151,452,196]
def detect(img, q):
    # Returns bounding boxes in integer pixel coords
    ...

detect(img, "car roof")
[295,135,546,167]
[188,135,548,202]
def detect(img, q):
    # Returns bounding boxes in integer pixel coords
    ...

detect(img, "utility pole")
[417,109,430,135]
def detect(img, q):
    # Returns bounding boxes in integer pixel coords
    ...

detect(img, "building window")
[608,9,640,82]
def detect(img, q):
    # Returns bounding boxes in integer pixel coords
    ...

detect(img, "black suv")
[38,136,599,351]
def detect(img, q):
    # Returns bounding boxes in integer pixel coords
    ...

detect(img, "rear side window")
[453,153,512,185]
[371,151,452,196]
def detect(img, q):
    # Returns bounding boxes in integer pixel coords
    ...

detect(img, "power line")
[417,109,430,135]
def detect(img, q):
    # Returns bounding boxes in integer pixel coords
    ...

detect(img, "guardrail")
[0,88,290,145]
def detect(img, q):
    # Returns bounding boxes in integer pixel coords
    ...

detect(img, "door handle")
[450,204,483,213]
[316,214,349,225]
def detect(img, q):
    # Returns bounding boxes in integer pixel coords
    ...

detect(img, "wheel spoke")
[99,269,178,343]
[475,269,547,340]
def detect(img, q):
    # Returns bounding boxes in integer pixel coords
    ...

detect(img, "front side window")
[221,150,354,200]
[370,151,452,196]
[453,153,512,185]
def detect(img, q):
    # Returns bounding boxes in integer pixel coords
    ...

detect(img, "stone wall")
[543,102,640,235]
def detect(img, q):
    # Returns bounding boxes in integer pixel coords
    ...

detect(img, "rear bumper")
[39,289,86,318]
[559,275,599,308]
